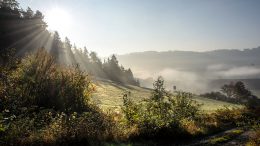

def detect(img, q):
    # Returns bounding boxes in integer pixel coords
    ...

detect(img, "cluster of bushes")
[121,77,260,144]
[0,49,119,145]
[0,108,118,145]
[121,77,202,141]
[1,49,94,113]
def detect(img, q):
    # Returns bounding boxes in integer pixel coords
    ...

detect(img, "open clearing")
[92,80,242,112]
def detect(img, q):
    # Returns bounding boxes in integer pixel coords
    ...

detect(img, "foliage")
[103,54,140,86]
[202,81,260,108]
[0,49,259,145]
[122,93,142,125]
[122,77,201,139]
[0,0,47,56]
[213,107,244,125]
[220,81,257,105]
[2,49,94,113]
[0,49,119,145]
[246,123,260,146]
[0,0,139,86]
[1,108,118,145]
[1,1,260,145]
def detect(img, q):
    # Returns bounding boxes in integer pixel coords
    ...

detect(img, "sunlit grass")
[194,96,243,112]
[92,80,151,111]
[92,80,242,112]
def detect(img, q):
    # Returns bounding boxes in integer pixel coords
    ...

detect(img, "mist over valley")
[118,47,260,94]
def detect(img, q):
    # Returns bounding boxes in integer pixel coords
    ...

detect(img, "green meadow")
[93,80,242,112]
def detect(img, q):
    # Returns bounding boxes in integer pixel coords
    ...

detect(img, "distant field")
[193,96,242,111]
[92,80,242,112]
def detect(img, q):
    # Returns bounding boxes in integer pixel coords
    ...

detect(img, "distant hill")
[117,47,260,93]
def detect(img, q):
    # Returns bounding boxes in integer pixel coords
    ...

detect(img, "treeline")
[73,46,140,85]
[0,0,139,86]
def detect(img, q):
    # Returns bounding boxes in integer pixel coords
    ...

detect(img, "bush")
[0,49,120,145]
[246,125,260,146]
[122,77,201,139]
[2,49,94,113]
[213,107,244,126]
[122,93,142,126]
[1,108,118,145]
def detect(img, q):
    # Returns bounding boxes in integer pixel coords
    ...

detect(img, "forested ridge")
[0,0,139,86]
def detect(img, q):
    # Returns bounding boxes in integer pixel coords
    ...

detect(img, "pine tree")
[50,31,63,62]
[23,7,33,19]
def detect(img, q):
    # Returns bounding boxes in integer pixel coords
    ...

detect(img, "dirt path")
[187,127,253,146]
[222,130,255,146]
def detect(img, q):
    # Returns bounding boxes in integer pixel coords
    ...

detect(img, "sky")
[18,0,260,57]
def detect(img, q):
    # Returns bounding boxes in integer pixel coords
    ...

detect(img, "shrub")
[3,49,94,113]
[1,108,118,145]
[0,49,121,145]
[243,114,260,146]
[213,107,244,126]
[122,77,201,139]
[122,93,142,126]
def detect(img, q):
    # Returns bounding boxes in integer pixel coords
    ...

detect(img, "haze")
[18,0,260,56]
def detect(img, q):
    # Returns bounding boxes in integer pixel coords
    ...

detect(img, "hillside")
[92,80,242,112]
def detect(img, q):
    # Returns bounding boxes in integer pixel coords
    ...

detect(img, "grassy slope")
[92,80,242,112]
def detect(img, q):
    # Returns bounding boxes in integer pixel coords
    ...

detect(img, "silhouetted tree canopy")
[202,81,260,108]
[0,0,139,86]
[0,0,48,56]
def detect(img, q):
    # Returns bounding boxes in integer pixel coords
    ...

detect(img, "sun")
[45,8,71,37]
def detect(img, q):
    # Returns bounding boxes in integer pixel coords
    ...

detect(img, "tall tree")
[221,82,235,98]
[152,76,167,101]
[83,46,90,62]
[23,7,33,19]
[221,81,252,103]
[90,51,101,66]
[33,10,47,28]
[64,37,72,49]
[63,37,76,65]
[0,0,19,10]
[50,31,63,62]
[34,10,44,19]
[233,81,251,102]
